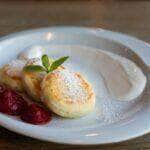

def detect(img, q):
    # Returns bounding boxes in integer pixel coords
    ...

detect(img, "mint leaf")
[49,57,54,63]
[49,56,69,72]
[23,65,46,72]
[42,55,50,71]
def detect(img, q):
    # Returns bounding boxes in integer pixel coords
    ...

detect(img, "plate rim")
[0,26,149,66]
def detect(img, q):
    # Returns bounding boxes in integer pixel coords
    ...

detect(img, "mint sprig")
[23,55,69,73]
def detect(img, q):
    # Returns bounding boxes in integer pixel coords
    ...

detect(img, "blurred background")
[0,0,149,42]
[0,0,150,150]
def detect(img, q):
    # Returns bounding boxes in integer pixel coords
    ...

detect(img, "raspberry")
[21,104,51,125]
[0,88,28,115]
[0,85,6,94]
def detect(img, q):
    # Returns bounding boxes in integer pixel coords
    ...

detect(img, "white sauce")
[100,50,147,101]
[7,45,44,77]
[18,45,44,60]
[95,50,132,100]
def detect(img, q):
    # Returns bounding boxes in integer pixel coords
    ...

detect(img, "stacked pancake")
[0,47,95,118]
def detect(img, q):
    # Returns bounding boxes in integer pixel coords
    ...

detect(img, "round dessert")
[22,71,45,102]
[22,58,45,102]
[41,68,95,118]
[0,60,26,92]
[22,58,64,102]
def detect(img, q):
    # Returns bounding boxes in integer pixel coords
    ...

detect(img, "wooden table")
[0,0,149,149]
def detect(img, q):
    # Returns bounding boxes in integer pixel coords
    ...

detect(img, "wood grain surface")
[0,0,149,150]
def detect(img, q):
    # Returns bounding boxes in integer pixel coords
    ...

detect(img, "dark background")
[0,0,150,150]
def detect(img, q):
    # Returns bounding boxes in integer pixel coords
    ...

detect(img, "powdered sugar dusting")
[6,59,26,77]
[55,69,88,102]
[25,58,42,66]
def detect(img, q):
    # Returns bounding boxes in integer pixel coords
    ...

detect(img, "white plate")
[0,27,149,145]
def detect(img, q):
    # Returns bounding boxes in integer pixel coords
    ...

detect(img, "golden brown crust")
[0,67,24,92]
[22,65,64,102]
[22,70,45,102]
[41,68,95,118]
